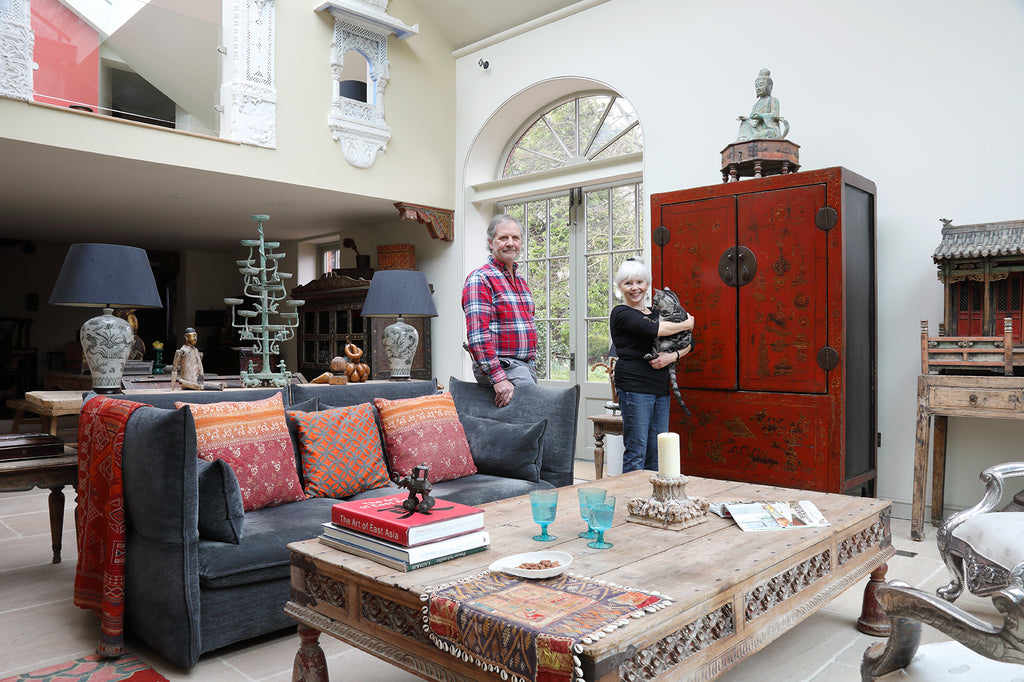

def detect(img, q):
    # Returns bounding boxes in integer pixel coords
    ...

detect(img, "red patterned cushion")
[373,392,477,483]
[176,393,305,512]
[287,403,391,499]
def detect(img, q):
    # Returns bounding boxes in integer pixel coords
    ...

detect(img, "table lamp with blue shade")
[359,270,437,380]
[49,243,163,394]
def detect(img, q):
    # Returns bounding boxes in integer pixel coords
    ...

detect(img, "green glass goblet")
[529,489,559,541]
[577,487,607,539]
[587,495,616,549]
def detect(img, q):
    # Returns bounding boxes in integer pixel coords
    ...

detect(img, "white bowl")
[489,551,573,579]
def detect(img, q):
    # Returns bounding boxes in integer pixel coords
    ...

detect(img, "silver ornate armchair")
[936,462,1024,602]
[861,581,1024,680]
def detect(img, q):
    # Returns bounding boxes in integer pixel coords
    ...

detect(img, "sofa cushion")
[177,393,305,512]
[288,403,391,499]
[283,397,319,485]
[448,377,579,489]
[197,459,245,544]
[373,392,477,483]
[459,413,546,482]
[198,497,338,588]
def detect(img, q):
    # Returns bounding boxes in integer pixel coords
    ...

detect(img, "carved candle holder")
[626,474,710,531]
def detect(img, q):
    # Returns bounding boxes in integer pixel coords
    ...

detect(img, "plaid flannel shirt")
[462,256,537,384]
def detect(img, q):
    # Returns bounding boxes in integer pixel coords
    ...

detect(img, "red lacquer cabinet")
[651,167,877,494]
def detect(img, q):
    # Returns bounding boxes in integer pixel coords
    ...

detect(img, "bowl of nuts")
[489,551,573,579]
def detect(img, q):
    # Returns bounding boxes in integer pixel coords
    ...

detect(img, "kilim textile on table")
[426,572,669,682]
[73,396,146,658]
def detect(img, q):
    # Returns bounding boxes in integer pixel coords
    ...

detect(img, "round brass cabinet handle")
[969,393,978,406]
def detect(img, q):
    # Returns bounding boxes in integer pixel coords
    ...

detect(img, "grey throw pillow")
[197,458,245,543]
[458,414,547,482]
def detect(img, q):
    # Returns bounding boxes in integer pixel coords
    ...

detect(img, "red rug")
[0,653,167,682]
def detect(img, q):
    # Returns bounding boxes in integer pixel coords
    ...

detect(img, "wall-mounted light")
[478,59,489,70]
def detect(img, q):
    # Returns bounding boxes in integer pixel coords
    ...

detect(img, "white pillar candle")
[657,432,680,479]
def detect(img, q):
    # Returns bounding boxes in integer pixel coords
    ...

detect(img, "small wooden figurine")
[344,343,370,382]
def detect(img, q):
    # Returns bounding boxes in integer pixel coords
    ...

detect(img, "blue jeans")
[618,390,670,473]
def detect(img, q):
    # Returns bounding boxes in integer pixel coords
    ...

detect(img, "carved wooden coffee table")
[286,471,893,681]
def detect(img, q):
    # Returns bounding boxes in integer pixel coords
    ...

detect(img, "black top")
[610,304,668,396]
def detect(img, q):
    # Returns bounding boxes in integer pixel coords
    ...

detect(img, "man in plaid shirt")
[462,215,537,407]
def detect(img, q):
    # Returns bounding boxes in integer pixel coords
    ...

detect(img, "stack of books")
[320,494,488,571]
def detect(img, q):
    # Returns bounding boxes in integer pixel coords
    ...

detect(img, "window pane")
[549,197,570,257]
[587,254,611,317]
[578,95,612,157]
[586,189,610,252]
[549,319,571,381]
[536,321,549,380]
[526,200,549,259]
[528,260,549,317]
[594,124,644,160]
[549,258,570,318]
[587,319,613,381]
[544,101,578,159]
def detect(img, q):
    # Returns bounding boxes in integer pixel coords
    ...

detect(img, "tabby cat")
[643,287,692,415]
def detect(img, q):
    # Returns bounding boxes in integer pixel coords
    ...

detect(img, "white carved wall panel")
[0,0,33,102]
[316,0,417,168]
[222,0,277,148]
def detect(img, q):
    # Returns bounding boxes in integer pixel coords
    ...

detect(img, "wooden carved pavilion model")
[924,218,1024,375]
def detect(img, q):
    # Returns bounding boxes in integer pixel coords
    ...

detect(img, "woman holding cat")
[609,259,695,473]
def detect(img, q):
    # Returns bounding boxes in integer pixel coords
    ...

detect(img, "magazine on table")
[723,500,830,532]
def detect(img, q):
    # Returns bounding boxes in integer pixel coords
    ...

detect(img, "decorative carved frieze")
[361,592,432,644]
[745,550,831,621]
[315,0,417,168]
[394,202,455,242]
[222,0,277,148]
[620,603,734,681]
[0,0,33,102]
[838,513,889,566]
[304,570,347,609]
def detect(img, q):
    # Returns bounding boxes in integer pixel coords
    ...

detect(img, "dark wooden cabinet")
[651,167,877,494]
[292,274,432,381]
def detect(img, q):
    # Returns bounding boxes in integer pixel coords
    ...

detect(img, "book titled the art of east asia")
[330,494,484,547]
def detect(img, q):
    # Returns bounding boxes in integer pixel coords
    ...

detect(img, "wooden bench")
[6,391,84,436]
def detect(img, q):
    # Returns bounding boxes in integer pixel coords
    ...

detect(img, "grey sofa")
[104,376,579,669]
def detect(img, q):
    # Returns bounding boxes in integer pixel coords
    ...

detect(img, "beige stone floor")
[0,432,999,681]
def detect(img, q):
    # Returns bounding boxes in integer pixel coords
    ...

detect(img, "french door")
[499,180,644,402]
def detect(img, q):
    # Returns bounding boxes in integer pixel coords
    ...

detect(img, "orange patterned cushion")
[176,393,305,512]
[287,403,391,499]
[373,392,477,483]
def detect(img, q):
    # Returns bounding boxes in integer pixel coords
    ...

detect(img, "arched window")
[493,92,644,389]
[503,94,642,178]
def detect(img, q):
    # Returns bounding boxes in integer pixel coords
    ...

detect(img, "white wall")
[444,0,1024,521]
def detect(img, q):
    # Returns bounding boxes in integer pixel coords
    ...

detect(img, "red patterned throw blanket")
[74,396,145,658]
[426,572,669,682]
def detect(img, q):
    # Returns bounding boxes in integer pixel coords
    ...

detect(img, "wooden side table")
[0,454,78,562]
[912,373,1024,541]
[588,413,622,480]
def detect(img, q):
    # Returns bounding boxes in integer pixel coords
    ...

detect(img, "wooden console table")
[912,373,1024,541]
[588,413,622,480]
[0,453,78,562]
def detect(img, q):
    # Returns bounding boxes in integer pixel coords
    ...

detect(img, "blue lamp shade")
[359,270,436,380]
[49,243,163,393]
[49,243,162,309]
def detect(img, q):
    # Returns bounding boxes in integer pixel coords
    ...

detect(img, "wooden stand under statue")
[651,167,878,495]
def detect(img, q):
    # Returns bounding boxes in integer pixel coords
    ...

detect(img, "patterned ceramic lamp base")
[80,309,133,393]
[381,318,418,380]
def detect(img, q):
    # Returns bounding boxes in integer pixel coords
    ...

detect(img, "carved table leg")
[857,563,891,636]
[593,424,605,480]
[47,485,65,564]
[293,624,328,682]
